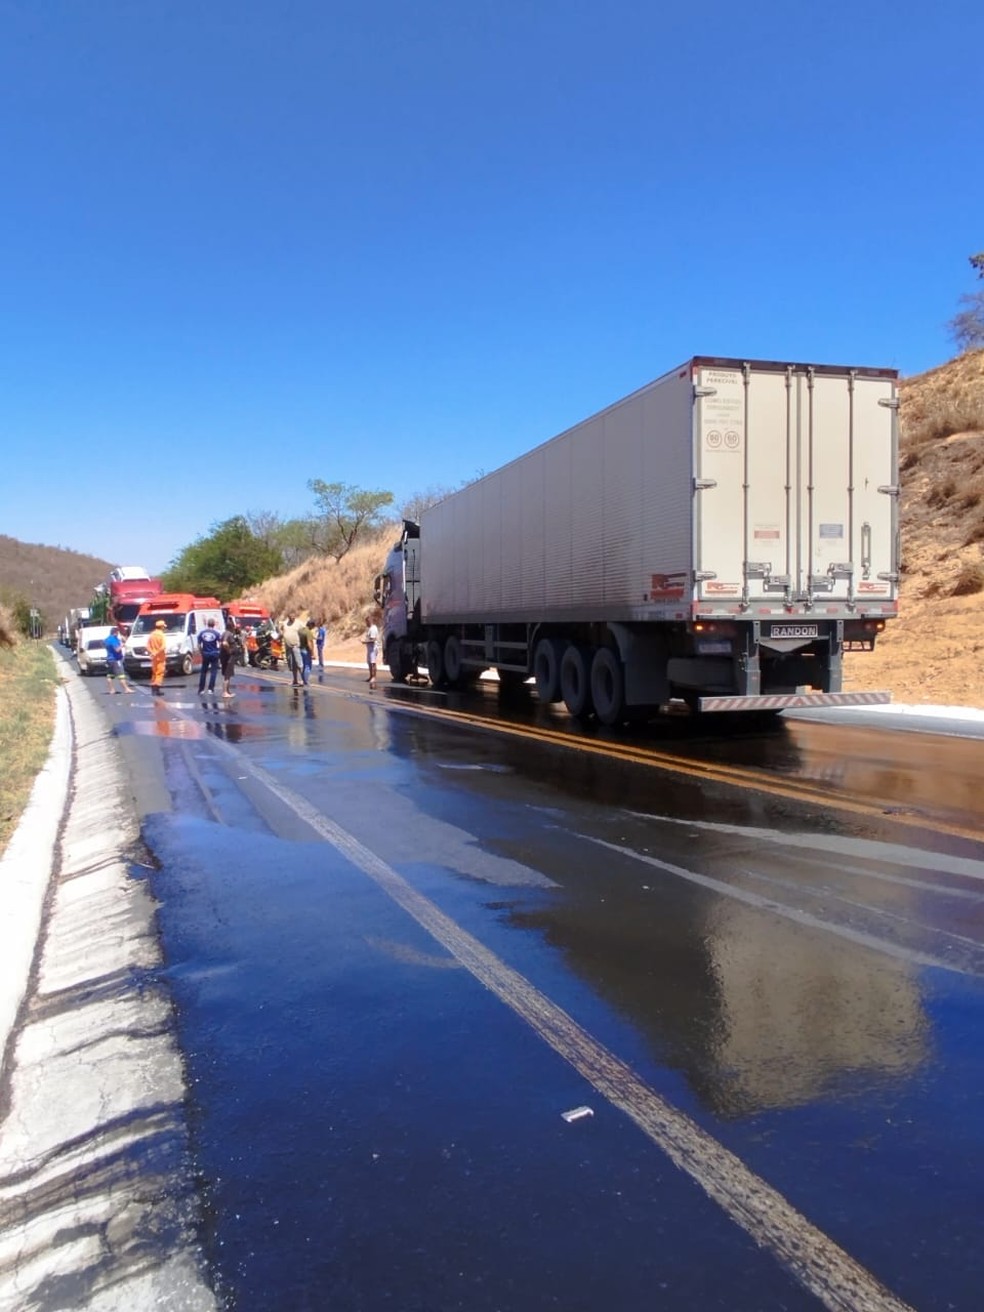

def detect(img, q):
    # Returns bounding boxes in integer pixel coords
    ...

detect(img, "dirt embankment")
[844,349,984,708]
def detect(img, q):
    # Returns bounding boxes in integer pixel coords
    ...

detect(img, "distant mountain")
[0,535,113,632]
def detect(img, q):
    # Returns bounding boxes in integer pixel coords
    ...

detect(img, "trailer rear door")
[693,361,898,609]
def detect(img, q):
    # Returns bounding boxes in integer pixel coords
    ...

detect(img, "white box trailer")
[377,357,899,722]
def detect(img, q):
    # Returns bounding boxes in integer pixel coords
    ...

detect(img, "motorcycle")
[247,628,284,670]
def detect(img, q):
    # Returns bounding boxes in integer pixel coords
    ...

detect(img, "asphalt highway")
[3,651,984,1310]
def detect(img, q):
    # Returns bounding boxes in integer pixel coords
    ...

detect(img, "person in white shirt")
[363,613,380,690]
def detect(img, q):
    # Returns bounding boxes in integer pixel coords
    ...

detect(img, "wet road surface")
[89,667,984,1309]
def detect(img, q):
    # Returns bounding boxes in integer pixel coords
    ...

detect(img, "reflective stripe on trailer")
[699,690,891,713]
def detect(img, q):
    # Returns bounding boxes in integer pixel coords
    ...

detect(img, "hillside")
[0,536,113,633]
[244,529,396,653]
[843,349,984,707]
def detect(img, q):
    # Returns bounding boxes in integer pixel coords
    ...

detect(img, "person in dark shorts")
[220,622,239,698]
[104,627,133,693]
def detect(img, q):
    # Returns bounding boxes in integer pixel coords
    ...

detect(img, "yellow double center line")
[280,670,984,846]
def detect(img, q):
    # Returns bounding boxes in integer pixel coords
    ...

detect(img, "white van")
[123,594,226,678]
[76,625,116,676]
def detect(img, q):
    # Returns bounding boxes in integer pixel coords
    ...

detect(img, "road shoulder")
[0,670,215,1310]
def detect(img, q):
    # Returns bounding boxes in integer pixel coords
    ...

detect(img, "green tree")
[273,517,320,569]
[307,481,394,562]
[949,251,984,352]
[89,588,110,624]
[247,509,322,570]
[162,516,284,599]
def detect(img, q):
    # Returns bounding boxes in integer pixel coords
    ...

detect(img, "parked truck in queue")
[375,356,899,723]
[124,593,225,677]
[107,568,163,635]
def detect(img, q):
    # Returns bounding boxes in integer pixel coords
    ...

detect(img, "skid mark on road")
[195,730,914,1312]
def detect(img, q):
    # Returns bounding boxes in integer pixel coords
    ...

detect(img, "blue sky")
[1,0,981,573]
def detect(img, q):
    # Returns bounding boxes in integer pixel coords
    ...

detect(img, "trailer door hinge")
[694,478,717,491]
[877,484,900,496]
[694,386,717,397]
[878,397,900,410]
[877,571,900,583]
[693,570,717,583]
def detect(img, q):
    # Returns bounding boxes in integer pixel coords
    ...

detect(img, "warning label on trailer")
[700,372,744,452]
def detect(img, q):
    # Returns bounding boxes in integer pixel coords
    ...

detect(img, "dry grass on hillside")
[843,348,984,707]
[0,604,17,649]
[244,525,397,643]
[0,641,57,857]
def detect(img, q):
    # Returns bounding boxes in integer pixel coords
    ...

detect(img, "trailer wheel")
[590,648,626,726]
[560,645,593,718]
[533,638,563,703]
[443,634,464,686]
[181,652,194,677]
[426,639,446,687]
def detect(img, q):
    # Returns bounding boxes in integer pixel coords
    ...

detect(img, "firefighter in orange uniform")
[148,619,167,696]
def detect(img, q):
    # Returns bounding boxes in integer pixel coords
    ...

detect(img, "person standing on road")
[281,614,302,686]
[315,619,326,671]
[220,622,239,698]
[297,618,314,686]
[103,627,133,694]
[148,619,167,696]
[363,611,380,690]
[198,616,222,695]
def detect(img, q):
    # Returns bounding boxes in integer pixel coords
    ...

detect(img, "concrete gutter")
[0,668,215,1310]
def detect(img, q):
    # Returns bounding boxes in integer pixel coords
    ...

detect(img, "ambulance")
[124,593,226,677]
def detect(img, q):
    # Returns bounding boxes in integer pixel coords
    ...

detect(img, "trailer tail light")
[693,621,737,637]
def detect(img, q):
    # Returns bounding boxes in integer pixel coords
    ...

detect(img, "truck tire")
[591,647,626,726]
[560,645,593,718]
[443,634,464,686]
[181,652,194,676]
[426,639,446,687]
[533,638,563,703]
[386,637,409,684]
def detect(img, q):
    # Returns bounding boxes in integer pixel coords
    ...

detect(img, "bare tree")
[949,251,984,352]
[399,485,456,523]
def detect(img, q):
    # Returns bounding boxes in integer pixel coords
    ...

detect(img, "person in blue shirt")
[316,619,327,671]
[104,627,133,694]
[197,617,222,694]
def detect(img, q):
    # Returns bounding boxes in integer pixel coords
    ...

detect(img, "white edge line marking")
[191,731,913,1312]
[626,812,984,883]
[584,834,976,977]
